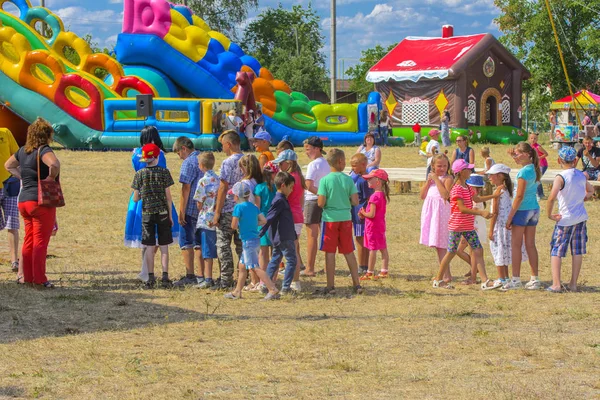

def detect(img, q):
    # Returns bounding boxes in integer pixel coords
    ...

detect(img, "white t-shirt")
[305,156,330,201]
[426,139,440,167]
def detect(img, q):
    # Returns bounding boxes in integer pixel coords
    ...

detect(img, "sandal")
[360,272,374,281]
[481,279,501,291]
[11,261,19,272]
[300,270,316,277]
[16,275,24,285]
[223,292,241,300]
[376,271,389,279]
[34,281,55,289]
[243,282,258,291]
[313,287,336,295]
[432,280,453,289]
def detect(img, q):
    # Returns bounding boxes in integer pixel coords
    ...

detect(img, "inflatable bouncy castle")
[0,0,377,149]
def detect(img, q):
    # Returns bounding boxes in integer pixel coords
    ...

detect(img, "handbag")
[37,145,65,207]
[3,176,20,197]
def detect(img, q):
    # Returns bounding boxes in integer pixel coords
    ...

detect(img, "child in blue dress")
[124,126,180,282]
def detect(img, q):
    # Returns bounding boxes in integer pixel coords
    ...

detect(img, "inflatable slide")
[0,0,376,149]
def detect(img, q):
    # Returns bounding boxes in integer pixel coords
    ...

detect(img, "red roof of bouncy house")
[367,27,529,83]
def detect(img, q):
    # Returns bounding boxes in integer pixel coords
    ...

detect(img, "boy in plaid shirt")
[131,143,175,289]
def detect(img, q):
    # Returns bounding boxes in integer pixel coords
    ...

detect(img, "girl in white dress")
[487,164,528,286]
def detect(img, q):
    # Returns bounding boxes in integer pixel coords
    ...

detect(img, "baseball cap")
[466,175,485,187]
[278,135,294,150]
[273,149,298,163]
[558,146,577,162]
[251,131,271,143]
[452,159,475,174]
[227,182,251,198]
[305,136,326,154]
[486,163,511,175]
[140,143,160,162]
[362,168,389,182]
[429,129,440,137]
[263,161,279,174]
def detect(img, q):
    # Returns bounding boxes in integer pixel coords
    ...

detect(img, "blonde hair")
[239,154,263,184]
[25,117,53,153]
[219,130,240,146]
[326,148,345,170]
[431,153,450,175]
[285,159,306,189]
[199,152,215,170]
[351,153,368,165]
[481,146,490,157]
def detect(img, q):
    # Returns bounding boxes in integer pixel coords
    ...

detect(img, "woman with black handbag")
[4,118,62,288]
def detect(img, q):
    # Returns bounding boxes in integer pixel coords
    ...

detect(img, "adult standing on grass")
[449,135,475,172]
[302,136,329,277]
[172,137,204,288]
[4,118,59,288]
[356,133,381,173]
[0,127,20,275]
[441,110,451,147]
[124,126,180,282]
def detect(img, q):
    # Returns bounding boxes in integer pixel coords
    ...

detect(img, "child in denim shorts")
[224,182,280,300]
[546,146,594,293]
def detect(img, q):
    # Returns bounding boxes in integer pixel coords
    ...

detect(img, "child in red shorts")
[316,148,362,295]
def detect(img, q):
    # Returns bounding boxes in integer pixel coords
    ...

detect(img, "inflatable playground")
[0,0,381,150]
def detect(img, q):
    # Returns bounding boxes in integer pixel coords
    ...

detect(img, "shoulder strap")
[36,145,43,182]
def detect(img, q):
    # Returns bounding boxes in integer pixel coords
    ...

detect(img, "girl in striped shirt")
[433,159,502,290]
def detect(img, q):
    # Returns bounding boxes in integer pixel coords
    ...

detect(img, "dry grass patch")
[0,143,599,399]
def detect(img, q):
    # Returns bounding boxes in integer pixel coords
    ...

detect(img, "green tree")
[182,0,258,41]
[63,34,111,80]
[241,4,328,93]
[345,44,396,102]
[494,0,600,128]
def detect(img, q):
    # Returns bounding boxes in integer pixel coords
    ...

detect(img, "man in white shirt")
[302,136,330,276]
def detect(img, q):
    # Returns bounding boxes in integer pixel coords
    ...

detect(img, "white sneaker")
[290,281,301,292]
[501,280,523,291]
[137,272,149,283]
[524,279,542,290]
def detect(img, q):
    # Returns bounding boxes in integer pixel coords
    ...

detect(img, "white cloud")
[103,34,118,48]
[55,6,123,32]
[109,0,123,3]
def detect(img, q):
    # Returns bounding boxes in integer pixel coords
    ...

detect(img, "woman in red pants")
[4,118,60,288]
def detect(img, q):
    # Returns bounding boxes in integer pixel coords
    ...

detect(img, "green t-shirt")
[317,172,358,222]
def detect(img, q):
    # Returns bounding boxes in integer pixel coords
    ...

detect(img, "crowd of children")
[421,138,593,292]
[130,126,593,297]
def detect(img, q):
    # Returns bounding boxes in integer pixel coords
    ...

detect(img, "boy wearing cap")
[350,153,373,275]
[260,171,298,294]
[251,131,274,168]
[225,182,280,300]
[316,148,362,294]
[213,130,244,290]
[303,136,330,277]
[546,146,594,293]
[425,129,441,177]
[131,143,175,289]
[172,136,204,288]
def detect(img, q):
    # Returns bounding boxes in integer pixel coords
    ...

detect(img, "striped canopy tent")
[550,90,600,110]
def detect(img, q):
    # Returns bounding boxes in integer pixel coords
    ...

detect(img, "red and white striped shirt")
[449,184,475,231]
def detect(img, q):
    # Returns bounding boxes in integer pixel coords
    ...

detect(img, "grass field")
[1,140,599,399]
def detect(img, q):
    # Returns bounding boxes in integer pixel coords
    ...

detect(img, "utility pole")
[183,0,188,5]
[330,0,336,104]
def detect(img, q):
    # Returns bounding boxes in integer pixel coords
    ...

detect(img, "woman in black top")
[5,118,60,288]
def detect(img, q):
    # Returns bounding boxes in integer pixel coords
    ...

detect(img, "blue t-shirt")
[516,164,539,211]
[233,201,262,241]
[350,172,373,225]
[254,182,277,215]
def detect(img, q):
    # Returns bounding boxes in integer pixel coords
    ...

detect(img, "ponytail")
[382,180,391,203]
[516,142,541,182]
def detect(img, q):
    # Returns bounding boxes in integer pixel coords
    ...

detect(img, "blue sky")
[17,0,501,76]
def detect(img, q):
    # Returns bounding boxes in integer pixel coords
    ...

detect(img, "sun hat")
[486,163,511,175]
[140,143,160,162]
[263,161,279,174]
[451,159,475,174]
[558,146,577,162]
[362,169,389,182]
[466,175,485,187]
[251,131,271,143]
[273,149,297,163]
[227,182,251,198]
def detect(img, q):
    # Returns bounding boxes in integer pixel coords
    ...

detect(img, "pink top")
[364,191,387,250]
[532,143,548,168]
[289,171,304,224]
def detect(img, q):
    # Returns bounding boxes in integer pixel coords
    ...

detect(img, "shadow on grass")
[0,282,210,344]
